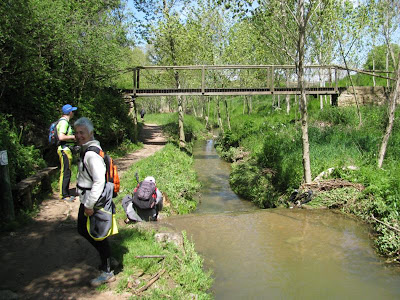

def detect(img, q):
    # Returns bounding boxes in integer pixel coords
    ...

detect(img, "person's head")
[74,117,94,146]
[144,176,156,184]
[62,104,77,118]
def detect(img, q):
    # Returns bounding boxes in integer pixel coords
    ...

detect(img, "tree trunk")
[298,0,312,184]
[130,96,138,142]
[286,95,290,114]
[373,58,376,87]
[205,97,210,128]
[249,96,252,114]
[286,70,291,114]
[378,54,400,168]
[339,39,362,127]
[174,71,185,147]
[216,96,224,133]
[192,97,198,117]
[224,97,231,131]
[178,95,185,147]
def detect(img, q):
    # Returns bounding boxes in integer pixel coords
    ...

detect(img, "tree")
[377,53,400,168]
[364,44,400,72]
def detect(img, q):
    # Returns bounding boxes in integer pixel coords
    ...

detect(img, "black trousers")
[77,204,111,272]
[59,149,72,198]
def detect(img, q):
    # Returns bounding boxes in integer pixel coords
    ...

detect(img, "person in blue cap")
[57,104,77,201]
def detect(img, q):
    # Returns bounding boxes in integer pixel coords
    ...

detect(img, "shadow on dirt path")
[0,124,166,300]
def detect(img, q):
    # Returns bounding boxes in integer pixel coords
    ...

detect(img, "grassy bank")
[212,95,400,259]
[110,142,212,298]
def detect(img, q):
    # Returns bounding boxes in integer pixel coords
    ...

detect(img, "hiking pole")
[135,171,139,184]
[133,171,140,198]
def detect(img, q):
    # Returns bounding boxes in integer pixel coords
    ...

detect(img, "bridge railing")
[125,65,393,97]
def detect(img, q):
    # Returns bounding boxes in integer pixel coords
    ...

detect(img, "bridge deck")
[124,87,339,97]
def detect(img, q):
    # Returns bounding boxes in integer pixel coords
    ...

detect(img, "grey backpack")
[132,180,156,209]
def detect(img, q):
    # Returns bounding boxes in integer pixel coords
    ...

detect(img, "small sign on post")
[0,150,15,221]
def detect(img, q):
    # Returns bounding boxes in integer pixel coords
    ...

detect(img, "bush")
[0,114,45,185]
[230,159,278,208]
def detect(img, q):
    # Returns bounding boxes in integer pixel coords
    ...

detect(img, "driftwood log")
[134,268,166,294]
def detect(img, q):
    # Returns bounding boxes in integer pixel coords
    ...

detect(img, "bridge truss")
[124,65,343,98]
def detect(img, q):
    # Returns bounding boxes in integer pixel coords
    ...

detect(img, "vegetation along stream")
[162,140,400,299]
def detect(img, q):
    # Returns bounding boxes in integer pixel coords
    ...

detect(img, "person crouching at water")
[74,117,115,286]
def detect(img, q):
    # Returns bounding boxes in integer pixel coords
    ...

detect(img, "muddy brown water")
[161,140,400,299]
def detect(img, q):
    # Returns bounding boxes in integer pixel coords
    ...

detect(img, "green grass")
[110,229,212,299]
[114,143,201,216]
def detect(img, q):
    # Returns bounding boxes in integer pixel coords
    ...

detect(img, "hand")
[84,207,94,216]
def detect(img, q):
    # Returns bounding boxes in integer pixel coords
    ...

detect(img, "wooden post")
[0,150,15,221]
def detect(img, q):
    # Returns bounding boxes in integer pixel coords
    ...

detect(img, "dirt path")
[0,124,167,300]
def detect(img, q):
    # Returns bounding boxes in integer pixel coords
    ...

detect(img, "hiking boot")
[90,271,115,287]
[61,196,74,202]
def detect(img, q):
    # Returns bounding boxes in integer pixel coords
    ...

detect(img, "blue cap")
[62,104,77,114]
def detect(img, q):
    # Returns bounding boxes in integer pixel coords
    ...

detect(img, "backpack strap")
[80,145,104,181]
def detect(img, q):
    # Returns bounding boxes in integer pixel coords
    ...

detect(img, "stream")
[161,140,400,299]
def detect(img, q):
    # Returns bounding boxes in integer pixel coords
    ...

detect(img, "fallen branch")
[371,214,400,234]
[135,255,166,259]
[135,268,166,294]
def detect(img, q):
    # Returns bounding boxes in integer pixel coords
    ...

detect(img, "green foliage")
[77,89,136,147]
[115,143,200,215]
[314,106,357,126]
[364,44,400,71]
[230,159,278,208]
[0,0,137,187]
[308,187,363,208]
[0,114,45,185]
[107,140,143,159]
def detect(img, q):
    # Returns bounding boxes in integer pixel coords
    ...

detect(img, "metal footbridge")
[122,65,391,98]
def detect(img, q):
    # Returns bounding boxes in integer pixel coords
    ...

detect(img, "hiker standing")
[140,108,145,121]
[74,117,116,286]
[57,104,77,201]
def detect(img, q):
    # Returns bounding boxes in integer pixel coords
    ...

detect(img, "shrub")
[230,160,278,208]
[0,114,45,185]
